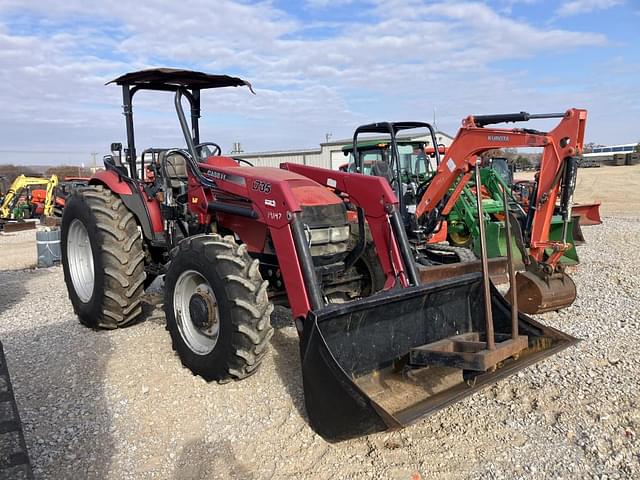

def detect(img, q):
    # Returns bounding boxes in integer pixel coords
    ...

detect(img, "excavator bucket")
[511,269,577,315]
[300,273,577,442]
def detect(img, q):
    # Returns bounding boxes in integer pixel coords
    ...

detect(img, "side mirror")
[111,143,123,165]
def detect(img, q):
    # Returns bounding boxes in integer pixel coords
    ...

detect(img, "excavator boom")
[416,109,588,313]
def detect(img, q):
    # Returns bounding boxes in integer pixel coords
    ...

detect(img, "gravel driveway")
[0,216,638,479]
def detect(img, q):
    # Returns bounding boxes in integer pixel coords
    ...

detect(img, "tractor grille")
[300,203,349,257]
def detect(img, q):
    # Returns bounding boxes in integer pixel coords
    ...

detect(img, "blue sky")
[0,0,638,165]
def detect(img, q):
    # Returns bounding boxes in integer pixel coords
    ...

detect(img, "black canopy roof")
[354,122,435,134]
[107,68,254,92]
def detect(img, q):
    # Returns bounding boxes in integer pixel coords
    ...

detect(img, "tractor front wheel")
[164,234,274,382]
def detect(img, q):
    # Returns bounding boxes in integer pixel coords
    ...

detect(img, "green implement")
[447,166,581,266]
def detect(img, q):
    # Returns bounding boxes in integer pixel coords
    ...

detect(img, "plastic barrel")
[36,228,61,267]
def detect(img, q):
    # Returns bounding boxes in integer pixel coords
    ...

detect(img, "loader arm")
[416,108,587,264]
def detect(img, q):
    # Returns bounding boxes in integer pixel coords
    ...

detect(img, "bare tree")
[0,164,38,186]
[45,165,92,179]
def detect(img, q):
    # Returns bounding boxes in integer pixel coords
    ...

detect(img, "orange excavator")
[416,109,587,314]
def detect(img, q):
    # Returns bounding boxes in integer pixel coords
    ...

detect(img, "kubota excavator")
[415,110,587,314]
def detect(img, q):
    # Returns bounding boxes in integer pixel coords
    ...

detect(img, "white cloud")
[557,0,624,16]
[0,0,632,164]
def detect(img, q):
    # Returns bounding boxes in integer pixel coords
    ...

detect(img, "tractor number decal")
[252,180,271,194]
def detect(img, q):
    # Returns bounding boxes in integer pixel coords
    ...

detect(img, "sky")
[0,0,638,166]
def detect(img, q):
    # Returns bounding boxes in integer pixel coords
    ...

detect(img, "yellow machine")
[0,174,58,219]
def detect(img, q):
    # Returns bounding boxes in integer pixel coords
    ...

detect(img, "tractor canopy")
[107,68,254,92]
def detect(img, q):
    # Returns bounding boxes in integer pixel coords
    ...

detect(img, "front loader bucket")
[300,273,577,442]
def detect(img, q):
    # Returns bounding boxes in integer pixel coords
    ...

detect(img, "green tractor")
[446,158,582,266]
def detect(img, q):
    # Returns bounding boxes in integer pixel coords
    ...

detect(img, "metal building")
[237,130,454,170]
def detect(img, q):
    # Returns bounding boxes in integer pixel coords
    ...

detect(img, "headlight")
[329,225,350,243]
[305,225,350,245]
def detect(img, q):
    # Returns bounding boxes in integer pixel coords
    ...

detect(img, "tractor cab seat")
[158,151,189,190]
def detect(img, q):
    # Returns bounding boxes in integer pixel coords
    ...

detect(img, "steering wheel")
[194,142,222,159]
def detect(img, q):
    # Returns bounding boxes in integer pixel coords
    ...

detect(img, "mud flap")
[300,273,577,442]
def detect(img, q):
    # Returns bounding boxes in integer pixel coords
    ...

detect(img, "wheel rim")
[449,227,471,247]
[67,219,95,303]
[173,270,220,355]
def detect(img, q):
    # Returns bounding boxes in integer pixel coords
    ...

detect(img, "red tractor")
[61,69,578,441]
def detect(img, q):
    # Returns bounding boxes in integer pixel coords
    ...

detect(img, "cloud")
[0,0,632,164]
[557,0,624,17]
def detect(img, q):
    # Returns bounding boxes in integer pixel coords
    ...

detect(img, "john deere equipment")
[61,69,580,441]
[446,160,583,266]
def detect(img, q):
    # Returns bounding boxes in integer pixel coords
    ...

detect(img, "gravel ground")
[0,216,638,479]
[0,229,38,271]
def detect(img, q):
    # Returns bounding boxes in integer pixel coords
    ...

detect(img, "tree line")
[0,164,93,190]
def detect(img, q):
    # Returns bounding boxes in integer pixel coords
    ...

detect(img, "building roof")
[238,147,321,158]
[239,130,454,158]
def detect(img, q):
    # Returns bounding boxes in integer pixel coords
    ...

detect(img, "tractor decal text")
[204,169,245,186]
[206,169,227,181]
[252,180,272,194]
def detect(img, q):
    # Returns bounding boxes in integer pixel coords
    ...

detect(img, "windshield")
[346,151,385,174]
[347,143,435,181]
[490,158,512,184]
[398,144,435,181]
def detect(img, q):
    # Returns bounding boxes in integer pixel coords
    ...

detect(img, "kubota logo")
[488,135,509,142]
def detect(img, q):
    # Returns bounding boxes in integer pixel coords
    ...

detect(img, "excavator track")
[420,243,477,264]
[0,341,33,479]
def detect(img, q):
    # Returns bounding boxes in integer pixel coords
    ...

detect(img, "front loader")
[61,69,578,442]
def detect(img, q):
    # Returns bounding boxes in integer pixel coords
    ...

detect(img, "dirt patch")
[515,164,640,216]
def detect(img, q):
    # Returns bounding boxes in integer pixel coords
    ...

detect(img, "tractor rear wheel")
[164,234,274,382]
[61,185,146,329]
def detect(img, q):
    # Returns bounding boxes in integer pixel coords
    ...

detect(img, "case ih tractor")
[61,69,580,441]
